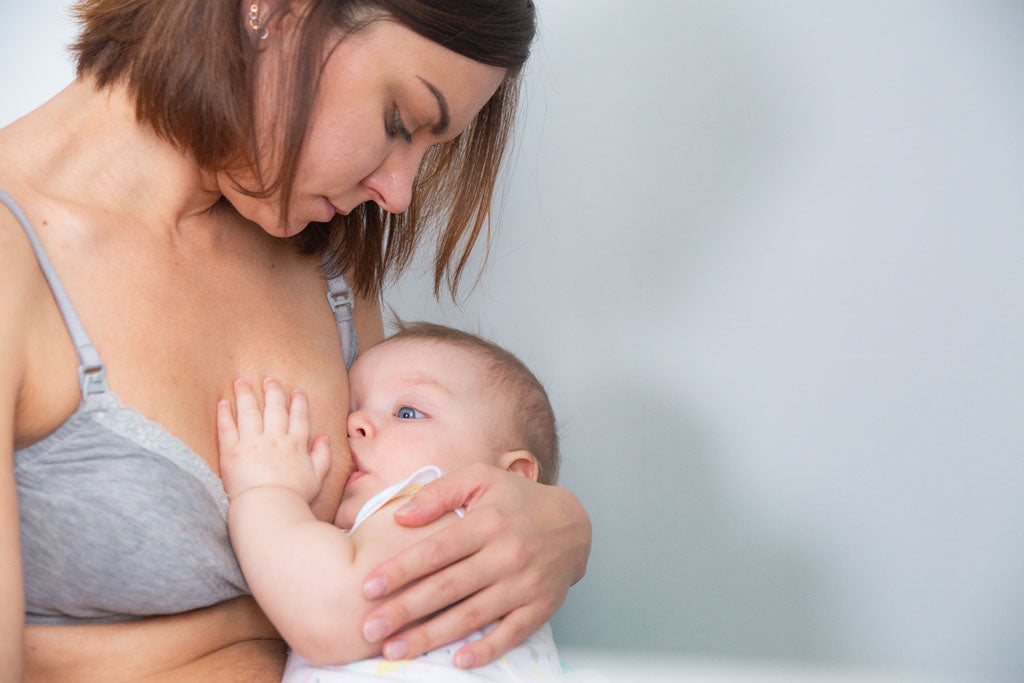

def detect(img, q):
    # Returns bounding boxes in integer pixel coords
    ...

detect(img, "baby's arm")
[218,379,460,666]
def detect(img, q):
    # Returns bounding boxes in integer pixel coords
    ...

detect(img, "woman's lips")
[325,197,351,217]
[320,197,352,221]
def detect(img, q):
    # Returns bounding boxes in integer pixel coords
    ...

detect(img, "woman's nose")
[347,410,374,439]
[363,146,426,214]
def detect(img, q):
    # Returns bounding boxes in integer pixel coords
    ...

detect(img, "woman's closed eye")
[395,406,427,419]
[386,105,413,143]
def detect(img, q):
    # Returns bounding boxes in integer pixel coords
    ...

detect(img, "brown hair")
[71,0,536,298]
[386,321,559,485]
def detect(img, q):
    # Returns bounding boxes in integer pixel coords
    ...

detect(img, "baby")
[217,322,564,681]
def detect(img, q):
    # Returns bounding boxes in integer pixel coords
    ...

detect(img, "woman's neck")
[6,76,225,240]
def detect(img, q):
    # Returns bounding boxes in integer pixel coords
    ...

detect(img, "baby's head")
[336,322,559,527]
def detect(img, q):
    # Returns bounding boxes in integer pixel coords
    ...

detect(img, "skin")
[217,339,540,666]
[226,14,504,235]
[338,338,539,528]
[0,7,591,681]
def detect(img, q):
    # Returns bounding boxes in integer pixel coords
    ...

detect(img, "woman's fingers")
[261,377,288,434]
[380,583,535,664]
[363,504,499,601]
[450,601,548,668]
[365,553,493,646]
[391,462,498,528]
[233,379,262,435]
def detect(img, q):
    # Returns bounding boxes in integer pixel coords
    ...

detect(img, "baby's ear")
[499,450,539,482]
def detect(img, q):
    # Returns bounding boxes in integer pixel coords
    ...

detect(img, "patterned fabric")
[284,622,564,682]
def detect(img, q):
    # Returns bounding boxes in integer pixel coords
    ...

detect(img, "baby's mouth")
[345,451,368,491]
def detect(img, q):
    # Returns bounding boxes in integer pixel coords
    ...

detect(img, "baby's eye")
[395,406,426,419]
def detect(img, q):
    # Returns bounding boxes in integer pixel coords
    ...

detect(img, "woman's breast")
[16,393,248,625]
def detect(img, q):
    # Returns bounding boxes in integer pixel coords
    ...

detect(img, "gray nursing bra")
[1,188,356,624]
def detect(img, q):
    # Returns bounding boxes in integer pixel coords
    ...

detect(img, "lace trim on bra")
[15,391,229,519]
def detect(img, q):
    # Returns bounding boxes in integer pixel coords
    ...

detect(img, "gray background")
[3,2,1023,682]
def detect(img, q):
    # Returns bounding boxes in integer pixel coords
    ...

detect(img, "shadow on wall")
[550,378,835,662]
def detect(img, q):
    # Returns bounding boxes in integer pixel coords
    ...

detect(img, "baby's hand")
[217,377,331,502]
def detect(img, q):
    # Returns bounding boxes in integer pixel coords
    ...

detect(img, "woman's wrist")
[551,485,592,585]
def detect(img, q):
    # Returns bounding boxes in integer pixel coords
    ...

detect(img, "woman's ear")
[499,450,539,482]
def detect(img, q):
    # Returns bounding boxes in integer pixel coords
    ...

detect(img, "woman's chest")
[23,237,354,476]
[103,268,352,472]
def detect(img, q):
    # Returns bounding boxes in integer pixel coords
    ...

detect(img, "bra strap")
[323,259,358,370]
[0,188,108,396]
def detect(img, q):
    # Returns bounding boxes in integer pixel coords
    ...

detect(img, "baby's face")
[335,338,505,528]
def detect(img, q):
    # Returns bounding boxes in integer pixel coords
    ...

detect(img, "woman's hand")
[217,378,331,502]
[358,462,591,668]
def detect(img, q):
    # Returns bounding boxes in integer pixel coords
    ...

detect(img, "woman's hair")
[386,321,559,485]
[71,0,536,298]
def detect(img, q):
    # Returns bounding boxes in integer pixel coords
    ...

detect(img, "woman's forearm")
[23,596,283,682]
[140,638,287,683]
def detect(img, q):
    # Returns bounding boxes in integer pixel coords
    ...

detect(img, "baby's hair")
[385,321,559,485]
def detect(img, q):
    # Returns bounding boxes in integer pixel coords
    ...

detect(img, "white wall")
[4,2,1023,682]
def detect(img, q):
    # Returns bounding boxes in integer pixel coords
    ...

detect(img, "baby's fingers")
[288,391,311,444]
[216,399,238,452]
[262,377,288,434]
[309,434,331,486]
[233,379,262,435]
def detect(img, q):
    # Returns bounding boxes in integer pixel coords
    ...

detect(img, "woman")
[0,0,591,679]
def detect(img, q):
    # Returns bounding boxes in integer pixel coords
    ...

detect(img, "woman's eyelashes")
[386,105,413,143]
[395,406,427,419]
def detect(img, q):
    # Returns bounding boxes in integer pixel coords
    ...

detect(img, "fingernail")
[364,576,387,599]
[455,651,477,669]
[363,617,390,642]
[395,501,419,516]
[383,640,410,660]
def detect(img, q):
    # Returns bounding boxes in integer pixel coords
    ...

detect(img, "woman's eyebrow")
[417,76,450,135]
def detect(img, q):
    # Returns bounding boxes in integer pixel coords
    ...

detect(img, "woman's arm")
[22,597,285,683]
[1,389,24,683]
[2,208,33,682]
[360,465,592,668]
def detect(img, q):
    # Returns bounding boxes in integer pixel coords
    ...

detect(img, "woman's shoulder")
[0,185,59,389]
[0,184,52,305]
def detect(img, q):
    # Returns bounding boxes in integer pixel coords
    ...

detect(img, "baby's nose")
[347,411,374,439]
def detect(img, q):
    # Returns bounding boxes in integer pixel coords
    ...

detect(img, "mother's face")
[222,18,506,237]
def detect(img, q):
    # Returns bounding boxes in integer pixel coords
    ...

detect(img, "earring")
[249,4,269,40]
